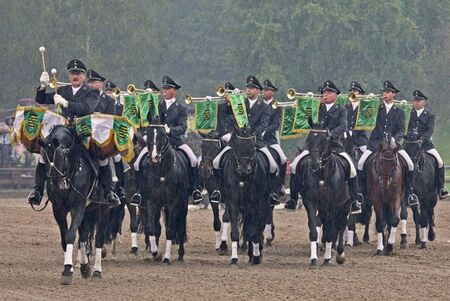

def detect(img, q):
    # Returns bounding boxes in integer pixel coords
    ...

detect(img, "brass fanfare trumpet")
[49,69,70,90]
[347,92,382,102]
[112,87,129,98]
[185,94,224,104]
[271,100,297,109]
[287,88,322,100]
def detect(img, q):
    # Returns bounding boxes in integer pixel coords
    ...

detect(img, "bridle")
[234,134,256,175]
[147,125,171,163]
[308,129,331,173]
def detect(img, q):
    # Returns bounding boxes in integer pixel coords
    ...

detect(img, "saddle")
[335,153,351,180]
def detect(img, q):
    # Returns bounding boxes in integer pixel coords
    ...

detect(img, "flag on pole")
[122,95,140,127]
[292,97,320,133]
[336,95,348,107]
[280,106,301,139]
[397,102,413,134]
[354,96,380,130]
[194,101,218,132]
[229,94,248,128]
[139,92,159,127]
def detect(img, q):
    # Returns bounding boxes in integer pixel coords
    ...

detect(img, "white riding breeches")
[338,152,357,178]
[358,145,367,152]
[213,146,231,169]
[179,144,198,167]
[269,144,287,165]
[358,149,414,171]
[291,150,309,175]
[133,147,148,171]
[38,154,45,164]
[98,158,108,167]
[258,146,278,174]
[113,154,122,163]
[427,149,444,168]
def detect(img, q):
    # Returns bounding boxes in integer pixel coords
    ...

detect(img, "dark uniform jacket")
[215,102,232,137]
[407,109,435,151]
[226,98,270,148]
[158,100,188,148]
[263,100,282,146]
[367,103,405,151]
[35,84,99,119]
[345,103,370,147]
[94,92,116,115]
[314,103,347,152]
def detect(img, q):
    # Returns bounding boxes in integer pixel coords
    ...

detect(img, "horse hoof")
[80,264,91,279]
[310,259,318,269]
[162,258,170,264]
[177,256,184,262]
[101,247,107,259]
[321,259,332,267]
[252,256,261,265]
[153,253,162,262]
[92,270,102,279]
[428,230,436,242]
[230,258,238,266]
[266,240,272,247]
[218,242,228,256]
[240,243,248,252]
[384,244,394,256]
[420,242,427,249]
[336,253,346,264]
[130,247,138,255]
[374,250,383,256]
[415,237,421,246]
[363,235,370,243]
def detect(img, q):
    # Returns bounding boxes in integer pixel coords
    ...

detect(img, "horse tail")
[165,204,188,245]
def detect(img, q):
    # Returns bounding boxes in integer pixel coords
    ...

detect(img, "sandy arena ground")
[0,198,449,301]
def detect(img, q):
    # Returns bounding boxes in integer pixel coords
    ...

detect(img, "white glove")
[164,124,171,134]
[40,71,49,88]
[54,94,68,108]
[349,130,352,136]
[343,132,348,139]
[222,133,231,143]
[205,95,212,102]
[390,137,396,148]
[232,88,240,95]
[143,135,148,143]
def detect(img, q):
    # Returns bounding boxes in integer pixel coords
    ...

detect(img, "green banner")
[397,102,413,134]
[292,97,320,133]
[354,97,380,131]
[23,109,45,140]
[336,95,348,107]
[194,101,218,132]
[281,106,301,139]
[75,115,92,148]
[113,118,133,149]
[139,93,159,126]
[229,94,248,128]
[123,95,140,128]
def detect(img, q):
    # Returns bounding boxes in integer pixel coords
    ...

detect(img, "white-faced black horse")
[198,131,231,253]
[404,131,438,248]
[292,129,352,267]
[221,127,271,265]
[141,124,190,263]
[40,125,109,284]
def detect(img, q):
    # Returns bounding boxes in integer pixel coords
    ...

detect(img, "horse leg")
[91,204,109,279]
[346,214,356,247]
[228,203,239,266]
[264,207,274,246]
[362,200,372,243]
[385,204,400,256]
[145,202,160,261]
[400,197,408,249]
[428,204,436,242]
[374,207,384,255]
[411,204,421,246]
[304,202,319,268]
[127,204,139,255]
[52,205,68,256]
[163,207,173,264]
[77,211,93,279]
[219,208,229,255]
[211,201,222,250]
[176,204,188,262]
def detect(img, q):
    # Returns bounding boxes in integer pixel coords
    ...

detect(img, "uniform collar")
[264,98,273,105]
[325,102,335,111]
[248,97,258,108]
[351,101,358,110]
[72,85,81,95]
[164,98,176,109]
[416,107,424,116]
[384,101,394,112]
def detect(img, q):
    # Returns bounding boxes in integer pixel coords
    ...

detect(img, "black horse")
[404,131,438,249]
[141,124,190,263]
[39,125,109,284]
[292,129,352,267]
[221,126,271,265]
[198,131,231,253]
[342,134,372,245]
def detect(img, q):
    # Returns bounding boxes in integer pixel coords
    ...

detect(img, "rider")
[131,76,202,206]
[357,80,418,206]
[287,80,363,214]
[262,79,288,199]
[29,59,100,206]
[406,89,448,199]
[344,81,370,153]
[85,70,121,207]
[212,75,280,206]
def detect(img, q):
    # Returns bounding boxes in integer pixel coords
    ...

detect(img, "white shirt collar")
[165,98,176,109]
[384,101,394,113]
[325,102,335,111]
[351,102,358,110]
[416,108,424,116]
[264,98,273,105]
[248,97,258,108]
[72,85,81,95]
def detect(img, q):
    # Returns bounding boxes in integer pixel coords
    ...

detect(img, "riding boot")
[130,170,142,206]
[191,167,203,205]
[27,162,46,205]
[348,177,363,214]
[357,170,366,196]
[114,160,126,200]
[99,165,121,208]
[406,170,419,207]
[437,167,449,199]
[279,162,287,197]
[284,173,299,211]
[269,172,280,207]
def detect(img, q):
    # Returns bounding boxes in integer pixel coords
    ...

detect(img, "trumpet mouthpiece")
[39,46,46,52]
[51,68,57,75]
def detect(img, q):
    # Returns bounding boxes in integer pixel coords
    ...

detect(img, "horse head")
[234,126,256,178]
[146,124,170,164]
[40,125,75,191]
[199,131,222,180]
[377,133,400,185]
[404,130,422,160]
[307,129,331,172]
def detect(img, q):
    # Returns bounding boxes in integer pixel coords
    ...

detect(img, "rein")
[375,152,399,186]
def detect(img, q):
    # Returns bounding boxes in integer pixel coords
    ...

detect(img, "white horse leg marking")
[316,226,322,244]
[221,222,229,242]
[400,219,407,235]
[252,242,260,257]
[310,241,318,260]
[264,224,272,240]
[324,242,332,260]
[388,227,397,245]
[131,232,138,248]
[344,226,348,243]
[93,248,102,272]
[420,227,427,243]
[231,241,238,260]
[164,240,172,260]
[79,242,88,265]
[150,235,158,254]
[215,231,221,249]
[64,244,74,267]
[377,232,384,251]
[347,230,354,247]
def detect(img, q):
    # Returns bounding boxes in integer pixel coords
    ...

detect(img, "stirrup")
[210,190,221,204]
[284,198,297,211]
[130,193,142,207]
[27,190,42,206]
[408,193,419,207]
[439,189,449,199]
[192,190,203,205]
[115,186,126,199]
[107,192,121,208]
[269,192,280,207]
[350,200,362,215]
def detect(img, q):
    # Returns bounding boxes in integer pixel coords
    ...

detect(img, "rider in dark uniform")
[345,81,370,153]
[406,90,448,199]
[357,80,418,206]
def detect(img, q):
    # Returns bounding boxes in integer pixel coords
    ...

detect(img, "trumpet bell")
[49,78,70,89]
[112,87,122,98]
[127,84,136,94]
[287,88,296,100]
[185,94,192,104]
[348,92,357,102]
[216,85,226,97]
